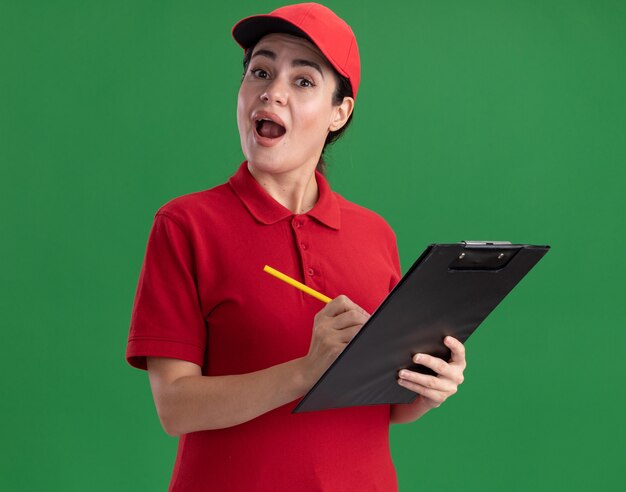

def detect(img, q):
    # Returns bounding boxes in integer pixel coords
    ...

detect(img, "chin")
[244,151,296,176]
[247,157,298,176]
[242,138,323,176]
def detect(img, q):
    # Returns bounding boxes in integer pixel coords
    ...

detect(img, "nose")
[260,77,288,105]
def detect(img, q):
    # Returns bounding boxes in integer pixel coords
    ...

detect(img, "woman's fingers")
[396,379,451,407]
[337,325,361,344]
[321,295,369,318]
[411,353,456,379]
[308,295,369,367]
[398,369,457,393]
[328,311,367,344]
[333,309,369,330]
[444,336,467,368]
[315,296,369,335]
[396,337,467,408]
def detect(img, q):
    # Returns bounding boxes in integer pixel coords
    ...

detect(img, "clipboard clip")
[462,240,512,246]
[452,241,518,271]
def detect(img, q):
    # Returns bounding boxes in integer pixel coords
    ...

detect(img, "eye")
[251,68,269,79]
[296,78,314,88]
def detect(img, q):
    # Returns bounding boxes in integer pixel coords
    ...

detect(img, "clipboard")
[293,241,550,413]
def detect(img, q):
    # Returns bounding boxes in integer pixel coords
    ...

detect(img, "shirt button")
[301,242,308,250]
[307,268,315,276]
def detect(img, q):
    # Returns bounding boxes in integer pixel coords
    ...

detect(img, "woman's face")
[237,33,353,176]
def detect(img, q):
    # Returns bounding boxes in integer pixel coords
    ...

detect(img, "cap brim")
[232,15,311,50]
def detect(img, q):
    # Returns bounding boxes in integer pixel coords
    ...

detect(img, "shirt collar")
[228,162,341,230]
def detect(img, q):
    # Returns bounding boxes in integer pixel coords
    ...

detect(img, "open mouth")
[255,118,286,139]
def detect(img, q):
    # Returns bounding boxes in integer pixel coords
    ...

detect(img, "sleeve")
[388,228,402,292]
[126,212,207,370]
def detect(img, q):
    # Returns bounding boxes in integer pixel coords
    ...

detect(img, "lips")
[252,111,286,145]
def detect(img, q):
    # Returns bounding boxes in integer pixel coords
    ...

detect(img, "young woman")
[127,4,466,491]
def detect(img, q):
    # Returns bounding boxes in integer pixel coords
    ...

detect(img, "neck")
[247,162,319,214]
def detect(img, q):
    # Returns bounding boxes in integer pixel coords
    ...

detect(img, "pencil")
[263,265,332,304]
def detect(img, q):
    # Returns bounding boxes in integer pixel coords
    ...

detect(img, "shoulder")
[334,192,397,239]
[154,182,235,230]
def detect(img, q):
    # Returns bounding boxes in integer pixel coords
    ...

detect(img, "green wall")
[1,1,624,490]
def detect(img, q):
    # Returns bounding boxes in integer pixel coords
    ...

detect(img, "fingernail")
[413,354,422,362]
[399,370,409,378]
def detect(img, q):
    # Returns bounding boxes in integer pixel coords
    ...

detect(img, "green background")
[2,0,624,490]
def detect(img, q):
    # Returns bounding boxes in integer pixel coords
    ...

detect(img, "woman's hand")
[397,336,467,410]
[302,295,370,386]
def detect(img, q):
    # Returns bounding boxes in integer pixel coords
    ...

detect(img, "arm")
[390,336,467,424]
[147,356,309,436]
[147,295,369,436]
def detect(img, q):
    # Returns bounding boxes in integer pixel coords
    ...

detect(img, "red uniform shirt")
[127,162,402,491]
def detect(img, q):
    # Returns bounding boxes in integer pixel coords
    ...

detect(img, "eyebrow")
[293,59,324,78]
[251,49,325,78]
[251,49,276,61]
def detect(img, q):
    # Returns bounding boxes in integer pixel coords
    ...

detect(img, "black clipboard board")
[293,241,550,413]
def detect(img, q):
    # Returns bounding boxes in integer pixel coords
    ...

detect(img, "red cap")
[232,3,360,99]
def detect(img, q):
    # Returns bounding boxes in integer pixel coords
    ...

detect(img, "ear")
[328,96,355,132]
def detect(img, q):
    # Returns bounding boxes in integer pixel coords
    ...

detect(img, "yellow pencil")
[263,265,332,304]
